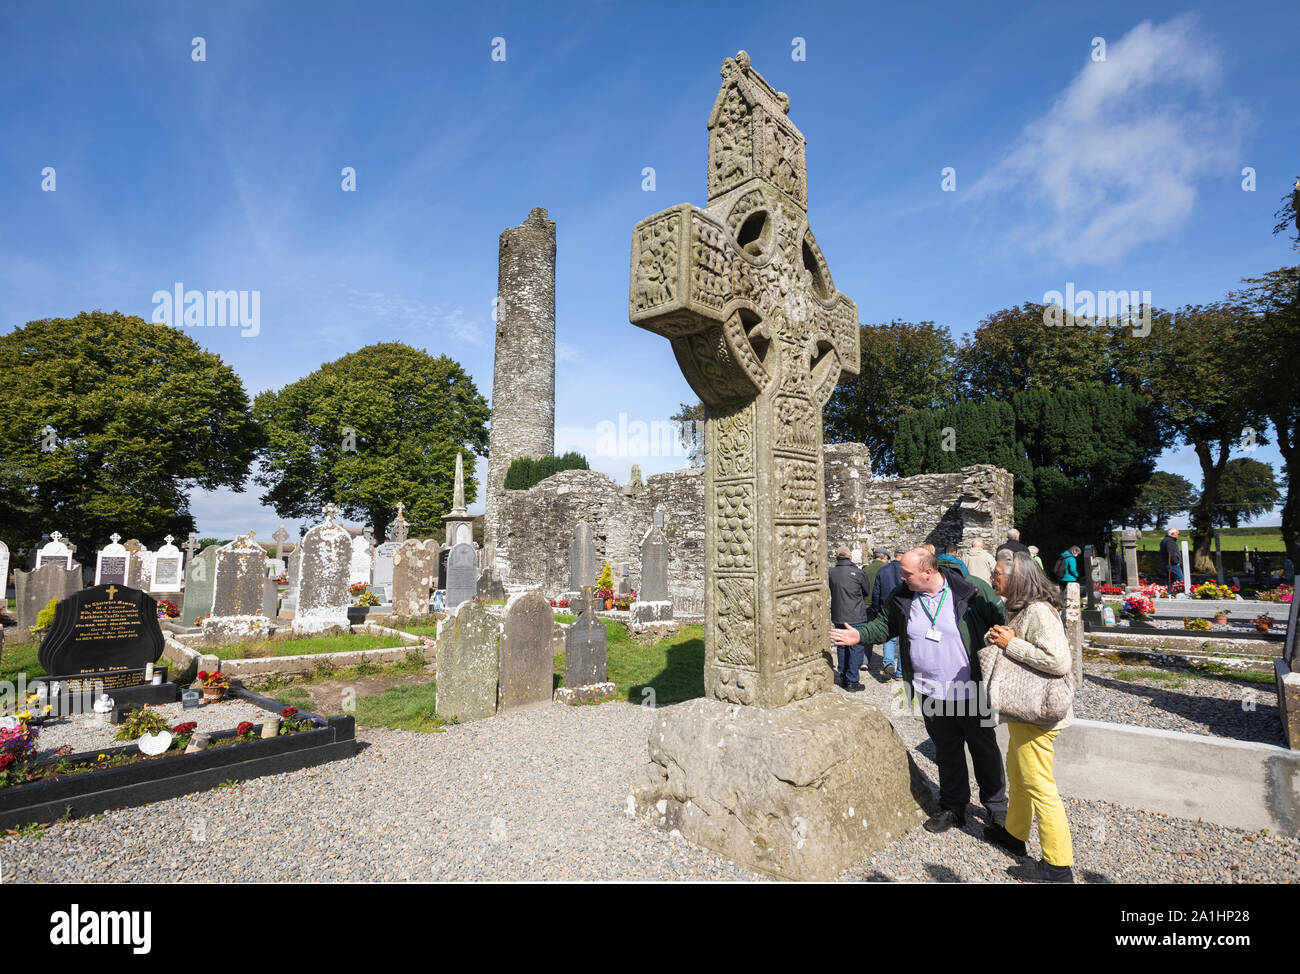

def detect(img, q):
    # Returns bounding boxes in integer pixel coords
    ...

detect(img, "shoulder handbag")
[977,608,1074,727]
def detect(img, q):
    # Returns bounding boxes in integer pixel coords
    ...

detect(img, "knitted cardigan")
[999,600,1075,730]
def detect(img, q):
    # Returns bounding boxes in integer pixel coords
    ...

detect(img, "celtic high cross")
[629,51,859,707]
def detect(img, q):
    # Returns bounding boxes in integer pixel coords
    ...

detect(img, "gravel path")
[3,690,1296,883]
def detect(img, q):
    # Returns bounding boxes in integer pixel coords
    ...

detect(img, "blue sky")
[1,0,1296,537]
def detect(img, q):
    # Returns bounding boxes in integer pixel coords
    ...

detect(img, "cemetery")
[1,18,1298,900]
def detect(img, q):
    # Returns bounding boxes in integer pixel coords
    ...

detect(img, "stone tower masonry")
[484,207,556,565]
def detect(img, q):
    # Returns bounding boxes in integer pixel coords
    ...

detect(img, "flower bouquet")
[197,669,231,701]
[155,598,181,619]
[1120,594,1155,621]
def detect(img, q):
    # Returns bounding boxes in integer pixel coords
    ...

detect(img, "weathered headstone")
[181,545,219,626]
[626,51,927,880]
[35,532,73,570]
[435,599,498,722]
[567,522,599,591]
[262,573,279,618]
[15,562,82,634]
[476,567,506,601]
[150,535,183,593]
[38,584,165,684]
[1274,575,1300,748]
[557,587,613,703]
[498,590,554,712]
[1063,581,1084,693]
[1122,528,1140,590]
[387,502,410,543]
[445,542,477,610]
[123,539,148,589]
[637,519,670,603]
[272,525,290,562]
[349,534,373,587]
[291,505,352,634]
[95,534,131,587]
[211,534,265,617]
[444,453,476,548]
[392,539,434,616]
[0,540,8,598]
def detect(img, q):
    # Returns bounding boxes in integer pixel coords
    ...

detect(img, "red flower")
[197,670,208,680]
[171,721,198,734]
[0,753,15,770]
[237,722,254,736]
[281,707,298,718]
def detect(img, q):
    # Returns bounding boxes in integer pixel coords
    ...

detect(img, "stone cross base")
[554,682,616,705]
[1275,660,1300,750]
[632,694,932,880]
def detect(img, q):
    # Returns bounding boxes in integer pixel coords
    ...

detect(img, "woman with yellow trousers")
[983,549,1075,883]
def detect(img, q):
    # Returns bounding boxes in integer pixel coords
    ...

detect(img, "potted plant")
[1253,614,1275,633]
[1213,611,1228,625]
[1183,617,1211,632]
[1120,594,1155,623]
[197,669,231,701]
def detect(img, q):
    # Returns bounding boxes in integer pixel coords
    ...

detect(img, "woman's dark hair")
[995,549,1063,612]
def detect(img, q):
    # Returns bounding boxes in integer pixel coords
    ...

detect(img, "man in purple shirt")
[830,548,1008,834]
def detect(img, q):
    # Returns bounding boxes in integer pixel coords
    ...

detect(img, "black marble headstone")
[37,584,165,682]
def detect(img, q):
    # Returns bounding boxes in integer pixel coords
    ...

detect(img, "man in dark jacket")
[1158,528,1182,587]
[831,547,1009,834]
[871,549,906,679]
[996,528,1030,557]
[829,547,873,691]
[863,548,889,594]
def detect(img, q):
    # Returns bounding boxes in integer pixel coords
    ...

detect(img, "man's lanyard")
[919,586,948,627]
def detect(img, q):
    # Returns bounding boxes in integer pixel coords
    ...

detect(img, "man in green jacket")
[830,547,1008,834]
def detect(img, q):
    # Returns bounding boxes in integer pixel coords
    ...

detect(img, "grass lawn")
[551,619,706,706]
[210,632,410,661]
[352,682,450,732]
[1137,528,1286,552]
[0,640,44,683]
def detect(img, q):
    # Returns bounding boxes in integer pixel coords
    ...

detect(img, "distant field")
[1138,528,1287,553]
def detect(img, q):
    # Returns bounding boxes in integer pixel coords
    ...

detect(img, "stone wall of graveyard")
[483,208,557,556]
[495,442,1013,611]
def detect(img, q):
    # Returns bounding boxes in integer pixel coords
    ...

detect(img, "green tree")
[1273,176,1300,249]
[1130,472,1198,530]
[0,311,258,554]
[1235,266,1300,567]
[1214,458,1280,529]
[824,320,958,475]
[504,452,590,490]
[669,401,705,468]
[1113,304,1265,571]
[252,343,488,538]
[954,303,1116,401]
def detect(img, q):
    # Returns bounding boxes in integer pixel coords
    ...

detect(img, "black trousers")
[919,692,1008,817]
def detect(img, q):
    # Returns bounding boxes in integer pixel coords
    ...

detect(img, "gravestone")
[444,453,476,548]
[95,534,130,587]
[1063,581,1084,693]
[638,517,670,602]
[1274,574,1300,749]
[349,535,373,587]
[437,545,450,591]
[626,51,927,880]
[272,525,291,562]
[373,541,400,600]
[15,562,82,634]
[1180,540,1191,592]
[211,534,265,617]
[292,505,352,635]
[557,587,614,703]
[262,573,279,618]
[1121,529,1140,590]
[35,532,73,569]
[150,535,183,594]
[435,599,499,722]
[476,567,506,601]
[0,540,8,598]
[123,540,148,589]
[387,502,410,543]
[498,590,554,712]
[445,542,477,610]
[181,545,219,626]
[567,522,599,591]
[38,584,165,686]
[392,539,434,616]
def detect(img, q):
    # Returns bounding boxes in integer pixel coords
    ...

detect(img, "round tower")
[484,207,556,560]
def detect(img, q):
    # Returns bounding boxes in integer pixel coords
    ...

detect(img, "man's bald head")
[972,537,986,549]
[899,547,942,592]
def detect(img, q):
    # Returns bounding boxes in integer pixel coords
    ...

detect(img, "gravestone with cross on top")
[630,49,858,708]
[627,51,924,882]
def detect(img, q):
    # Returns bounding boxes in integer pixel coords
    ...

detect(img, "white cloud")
[969,16,1251,264]
[334,285,484,344]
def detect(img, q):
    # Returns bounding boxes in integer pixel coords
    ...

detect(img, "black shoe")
[1007,858,1075,883]
[983,823,1027,857]
[882,662,897,679]
[923,809,966,833]
[845,682,865,692]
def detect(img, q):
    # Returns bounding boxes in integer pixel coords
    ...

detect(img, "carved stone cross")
[272,525,290,560]
[184,532,200,563]
[110,533,121,545]
[629,50,859,708]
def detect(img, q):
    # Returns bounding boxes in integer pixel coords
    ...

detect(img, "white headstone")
[94,533,131,586]
[1180,540,1191,592]
[349,534,373,586]
[151,534,183,593]
[0,540,9,597]
[35,532,73,570]
[373,541,399,594]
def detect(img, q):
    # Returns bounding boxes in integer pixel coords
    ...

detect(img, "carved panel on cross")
[776,524,823,587]
[708,80,752,199]
[713,401,755,476]
[775,589,828,670]
[715,576,756,668]
[632,210,682,315]
[775,457,820,517]
[761,114,807,208]
[775,395,818,450]
[715,484,754,570]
